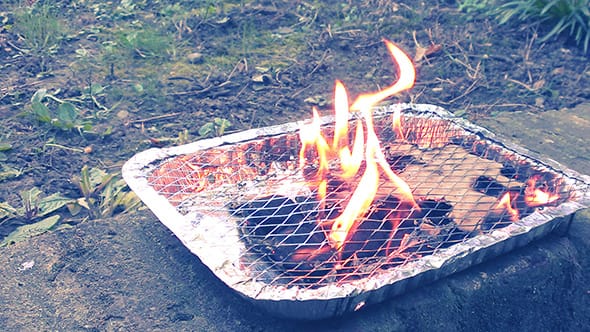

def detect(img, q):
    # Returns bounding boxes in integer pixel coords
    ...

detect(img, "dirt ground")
[1,0,589,330]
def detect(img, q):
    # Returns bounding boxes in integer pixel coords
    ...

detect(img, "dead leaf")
[414,44,442,62]
[414,46,427,62]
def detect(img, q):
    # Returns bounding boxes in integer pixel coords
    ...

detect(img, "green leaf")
[82,123,94,132]
[0,202,18,220]
[453,109,467,117]
[19,187,42,219]
[37,193,74,217]
[133,83,144,93]
[74,197,90,210]
[31,101,52,123]
[1,215,60,246]
[0,165,22,181]
[118,191,142,213]
[214,118,232,135]
[0,143,12,151]
[31,88,48,104]
[88,83,105,95]
[78,165,93,197]
[102,126,113,136]
[89,167,112,190]
[198,122,215,137]
[20,187,42,208]
[57,102,79,129]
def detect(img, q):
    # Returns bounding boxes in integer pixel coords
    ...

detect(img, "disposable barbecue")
[122,40,590,319]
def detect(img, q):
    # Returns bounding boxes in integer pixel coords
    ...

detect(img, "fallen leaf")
[414,44,442,62]
[1,215,60,247]
[414,45,427,62]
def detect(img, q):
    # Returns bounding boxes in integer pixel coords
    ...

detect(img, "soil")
[0,0,589,330]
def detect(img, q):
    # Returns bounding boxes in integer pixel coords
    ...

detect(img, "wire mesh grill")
[142,106,580,290]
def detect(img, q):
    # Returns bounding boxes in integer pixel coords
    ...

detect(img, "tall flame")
[333,81,364,179]
[299,39,419,250]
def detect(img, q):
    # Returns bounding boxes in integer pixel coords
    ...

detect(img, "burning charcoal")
[229,195,302,237]
[472,175,506,197]
[340,220,394,259]
[338,195,421,262]
[373,194,415,215]
[230,195,336,275]
[441,227,472,247]
[419,222,472,250]
[389,218,419,244]
[500,161,532,181]
[500,164,517,179]
[294,196,323,215]
[450,137,504,161]
[294,194,342,220]
[365,195,421,254]
[481,187,536,231]
[262,136,298,163]
[269,221,332,271]
[277,243,335,275]
[529,171,559,192]
[326,178,351,195]
[417,199,453,225]
[384,220,424,265]
[470,141,488,157]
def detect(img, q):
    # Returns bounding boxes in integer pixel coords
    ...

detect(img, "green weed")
[29,87,113,135]
[0,168,142,245]
[71,165,142,219]
[458,0,496,12]
[497,0,590,52]
[29,88,92,133]
[459,0,590,52]
[0,187,72,224]
[0,187,73,246]
[12,1,66,72]
[115,26,176,61]
[199,118,232,138]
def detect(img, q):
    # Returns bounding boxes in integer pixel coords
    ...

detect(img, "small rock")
[19,260,35,271]
[187,52,203,64]
[170,312,194,322]
[251,73,272,84]
[117,110,129,119]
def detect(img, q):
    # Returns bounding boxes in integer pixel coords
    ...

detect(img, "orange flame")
[496,192,519,222]
[524,177,559,207]
[333,80,364,179]
[392,108,405,140]
[298,39,418,250]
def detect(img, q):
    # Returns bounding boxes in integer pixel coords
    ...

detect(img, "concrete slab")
[476,103,590,174]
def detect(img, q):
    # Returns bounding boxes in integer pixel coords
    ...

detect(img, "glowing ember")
[496,192,520,222]
[298,40,419,250]
[392,108,404,140]
[525,176,560,207]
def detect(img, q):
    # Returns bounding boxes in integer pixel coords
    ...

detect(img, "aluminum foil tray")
[122,103,590,319]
